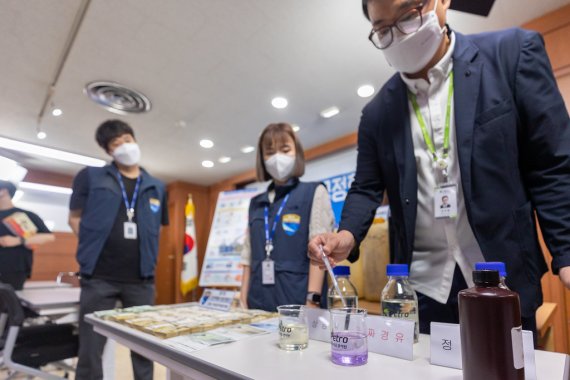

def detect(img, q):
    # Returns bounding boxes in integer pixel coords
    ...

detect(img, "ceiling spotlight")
[202,160,214,168]
[357,85,375,98]
[200,139,214,149]
[241,146,255,154]
[271,97,288,109]
[52,108,63,117]
[292,124,301,132]
[218,156,231,164]
[37,131,47,139]
[320,106,340,119]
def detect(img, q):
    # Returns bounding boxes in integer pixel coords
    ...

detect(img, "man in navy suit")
[309,0,570,334]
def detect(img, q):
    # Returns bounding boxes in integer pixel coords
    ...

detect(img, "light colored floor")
[0,343,167,379]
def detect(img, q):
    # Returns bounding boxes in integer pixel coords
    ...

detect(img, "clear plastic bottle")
[475,262,508,289]
[327,266,359,309]
[381,264,419,342]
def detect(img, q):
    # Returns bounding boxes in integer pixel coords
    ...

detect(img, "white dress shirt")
[400,33,485,303]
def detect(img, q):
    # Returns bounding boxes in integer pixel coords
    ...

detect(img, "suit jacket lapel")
[453,33,481,205]
[387,78,417,249]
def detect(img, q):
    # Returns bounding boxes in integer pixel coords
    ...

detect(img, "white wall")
[14,192,71,233]
[302,148,357,182]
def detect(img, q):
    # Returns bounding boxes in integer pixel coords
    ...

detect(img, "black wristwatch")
[306,292,321,305]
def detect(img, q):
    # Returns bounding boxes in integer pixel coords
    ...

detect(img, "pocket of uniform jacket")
[475,98,513,126]
[82,187,119,229]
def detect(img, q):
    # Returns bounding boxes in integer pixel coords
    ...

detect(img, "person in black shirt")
[0,180,54,290]
[69,120,168,380]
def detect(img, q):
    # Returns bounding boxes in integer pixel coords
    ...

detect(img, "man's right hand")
[308,230,356,269]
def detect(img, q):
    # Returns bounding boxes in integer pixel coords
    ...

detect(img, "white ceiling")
[0,0,568,186]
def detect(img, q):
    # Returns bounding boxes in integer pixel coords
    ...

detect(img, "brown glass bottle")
[458,270,524,380]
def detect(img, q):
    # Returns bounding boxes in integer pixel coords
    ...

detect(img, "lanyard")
[116,172,141,222]
[409,71,454,177]
[263,193,290,258]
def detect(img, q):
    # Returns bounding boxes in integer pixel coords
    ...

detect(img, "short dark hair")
[256,123,305,182]
[95,119,135,153]
[362,0,371,20]
[0,180,17,198]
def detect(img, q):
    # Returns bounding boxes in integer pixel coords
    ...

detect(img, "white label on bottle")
[522,330,537,380]
[306,308,330,343]
[429,322,462,369]
[511,326,524,369]
[367,316,414,360]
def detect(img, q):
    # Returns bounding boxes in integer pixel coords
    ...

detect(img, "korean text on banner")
[181,194,199,295]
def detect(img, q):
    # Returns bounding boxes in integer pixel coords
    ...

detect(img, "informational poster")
[322,171,356,227]
[322,171,390,228]
[199,189,260,287]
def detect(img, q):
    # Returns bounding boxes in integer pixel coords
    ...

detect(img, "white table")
[16,287,80,316]
[86,315,569,380]
[23,281,72,290]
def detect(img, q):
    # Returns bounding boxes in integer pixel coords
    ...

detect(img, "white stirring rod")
[319,245,347,307]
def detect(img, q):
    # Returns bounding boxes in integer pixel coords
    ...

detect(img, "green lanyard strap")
[409,71,454,162]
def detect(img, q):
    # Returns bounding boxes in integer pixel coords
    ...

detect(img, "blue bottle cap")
[475,262,507,278]
[386,264,409,276]
[332,266,350,276]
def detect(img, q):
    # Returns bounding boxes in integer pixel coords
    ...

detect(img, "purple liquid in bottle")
[330,331,368,366]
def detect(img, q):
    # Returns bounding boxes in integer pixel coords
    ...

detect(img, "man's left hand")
[559,267,570,289]
[0,235,23,248]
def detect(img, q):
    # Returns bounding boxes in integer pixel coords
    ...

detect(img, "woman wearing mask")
[240,123,335,311]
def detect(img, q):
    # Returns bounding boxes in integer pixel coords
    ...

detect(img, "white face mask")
[264,153,295,182]
[382,0,446,74]
[112,142,141,166]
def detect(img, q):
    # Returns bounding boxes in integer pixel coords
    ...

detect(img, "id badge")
[124,222,138,239]
[434,183,458,219]
[262,259,275,285]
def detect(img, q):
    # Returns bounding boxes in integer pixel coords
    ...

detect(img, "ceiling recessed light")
[357,85,375,98]
[202,160,214,168]
[0,136,105,167]
[200,139,214,149]
[320,106,340,119]
[52,108,63,117]
[37,131,47,139]
[241,146,255,154]
[218,156,231,164]
[271,97,288,109]
[292,124,301,132]
[176,120,187,128]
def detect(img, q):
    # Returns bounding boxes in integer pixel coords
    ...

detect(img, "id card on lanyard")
[262,193,290,285]
[409,71,457,219]
[117,171,141,240]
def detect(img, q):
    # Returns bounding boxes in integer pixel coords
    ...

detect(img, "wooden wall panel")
[542,25,570,73]
[29,232,78,281]
[155,181,211,305]
[24,169,74,188]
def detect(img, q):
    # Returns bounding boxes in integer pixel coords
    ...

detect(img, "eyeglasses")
[368,1,427,50]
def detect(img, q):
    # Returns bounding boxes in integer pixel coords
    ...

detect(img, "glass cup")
[329,308,368,366]
[277,305,309,350]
